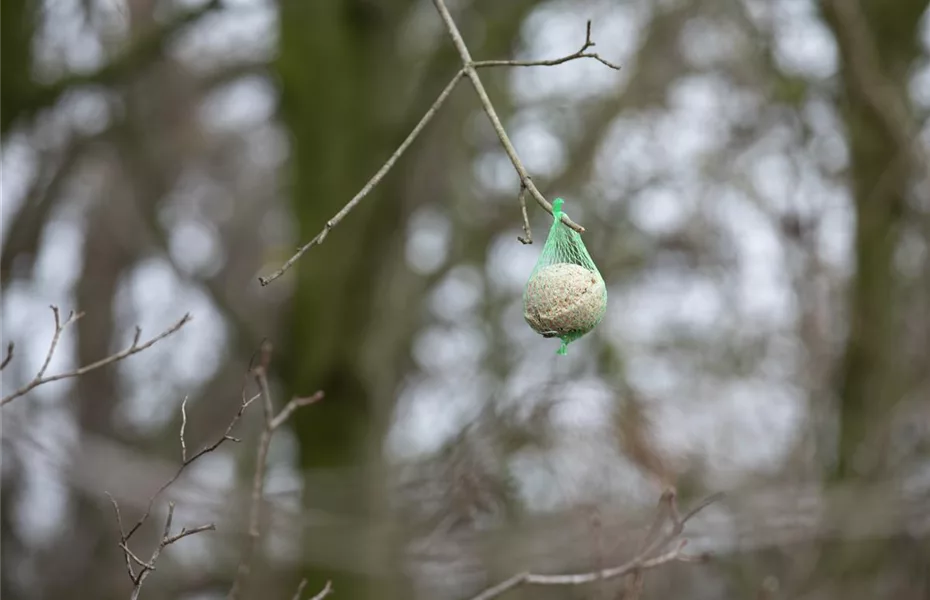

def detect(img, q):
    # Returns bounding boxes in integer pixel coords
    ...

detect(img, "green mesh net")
[523,198,607,355]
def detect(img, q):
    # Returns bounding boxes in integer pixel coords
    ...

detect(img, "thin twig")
[464,490,720,600]
[270,391,325,430]
[40,308,83,381]
[92,337,310,600]
[109,389,258,598]
[1,342,14,371]
[622,489,673,598]
[179,396,189,462]
[128,503,169,598]
[127,502,216,600]
[517,185,532,244]
[108,492,137,581]
[122,390,256,541]
[1,309,191,407]
[163,523,217,546]
[292,579,309,600]
[473,21,620,70]
[258,70,466,286]
[468,544,687,600]
[258,15,618,286]
[228,415,272,599]
[229,341,325,599]
[432,0,593,234]
[120,542,155,571]
[308,580,334,600]
[678,491,725,526]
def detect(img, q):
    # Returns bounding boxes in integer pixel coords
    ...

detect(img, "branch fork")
[258,7,619,285]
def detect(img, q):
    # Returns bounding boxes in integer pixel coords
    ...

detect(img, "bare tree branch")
[120,540,155,570]
[123,389,257,541]
[431,0,595,235]
[229,341,325,599]
[179,396,190,462]
[291,579,309,600]
[5,0,223,134]
[128,502,216,600]
[464,489,719,600]
[473,21,620,70]
[107,384,258,599]
[1,342,14,371]
[292,579,334,600]
[257,70,465,286]
[270,391,325,431]
[163,523,217,546]
[103,338,324,599]
[258,15,618,286]
[517,184,532,244]
[0,307,192,407]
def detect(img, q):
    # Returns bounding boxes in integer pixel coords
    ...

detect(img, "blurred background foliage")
[2,0,929,599]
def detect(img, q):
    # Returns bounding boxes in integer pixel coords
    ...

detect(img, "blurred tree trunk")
[822,0,928,481]
[276,1,539,597]
[0,0,37,135]
[0,0,36,559]
[276,2,415,597]
[815,0,929,596]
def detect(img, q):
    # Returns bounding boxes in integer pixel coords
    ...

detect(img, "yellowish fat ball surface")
[524,263,606,337]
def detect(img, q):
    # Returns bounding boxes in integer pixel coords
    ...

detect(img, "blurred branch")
[292,579,334,600]
[465,489,720,600]
[229,340,325,599]
[433,0,592,233]
[0,128,110,289]
[6,0,222,132]
[258,13,618,285]
[0,306,191,407]
[1,343,14,371]
[823,0,921,162]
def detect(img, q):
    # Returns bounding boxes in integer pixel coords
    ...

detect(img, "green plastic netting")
[522,198,607,355]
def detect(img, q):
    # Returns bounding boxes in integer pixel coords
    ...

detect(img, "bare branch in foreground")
[108,386,259,598]
[258,15,618,286]
[229,341,325,599]
[464,489,720,600]
[127,502,217,600]
[105,339,325,599]
[0,307,191,407]
[123,390,258,541]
